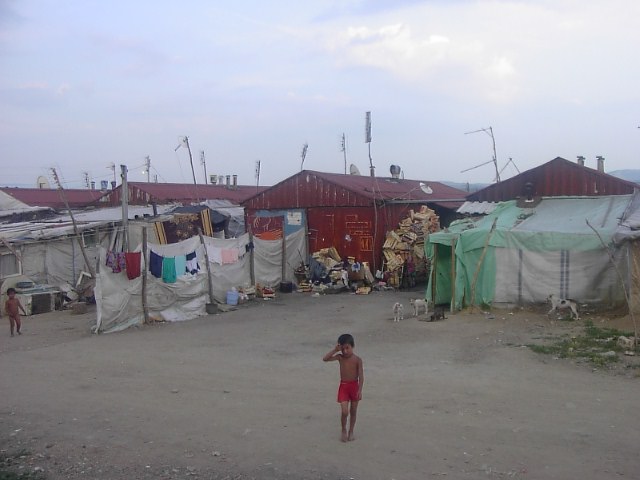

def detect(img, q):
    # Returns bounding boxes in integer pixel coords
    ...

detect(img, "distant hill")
[441,181,490,194]
[609,169,640,184]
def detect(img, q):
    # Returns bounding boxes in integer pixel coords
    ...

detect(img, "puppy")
[410,298,428,317]
[392,302,404,322]
[430,305,447,322]
[547,294,579,320]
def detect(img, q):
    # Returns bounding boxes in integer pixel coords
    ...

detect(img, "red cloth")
[337,380,360,403]
[124,252,142,280]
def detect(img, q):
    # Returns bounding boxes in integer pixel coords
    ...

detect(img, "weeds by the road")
[0,450,45,480]
[528,320,638,367]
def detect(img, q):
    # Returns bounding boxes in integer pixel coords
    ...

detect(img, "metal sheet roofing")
[0,187,107,209]
[466,157,638,202]
[243,170,467,209]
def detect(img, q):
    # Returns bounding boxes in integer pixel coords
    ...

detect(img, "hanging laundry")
[150,251,163,278]
[106,251,126,273]
[162,256,177,283]
[205,244,223,264]
[174,255,187,278]
[124,252,142,280]
[221,248,239,264]
[106,250,116,269]
[185,251,199,274]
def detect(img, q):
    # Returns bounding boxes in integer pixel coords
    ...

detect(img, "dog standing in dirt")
[547,294,580,320]
[392,302,404,322]
[410,298,428,317]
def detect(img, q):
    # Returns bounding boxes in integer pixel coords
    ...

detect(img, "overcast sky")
[1,0,639,189]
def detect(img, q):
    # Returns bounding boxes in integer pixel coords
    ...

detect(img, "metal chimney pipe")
[226,175,231,187]
[232,174,238,188]
[596,156,605,173]
[576,156,585,166]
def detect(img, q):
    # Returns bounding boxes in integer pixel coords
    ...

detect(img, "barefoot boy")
[323,333,364,442]
[4,288,26,337]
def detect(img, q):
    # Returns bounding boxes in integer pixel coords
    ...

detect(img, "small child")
[4,288,26,337]
[323,333,364,442]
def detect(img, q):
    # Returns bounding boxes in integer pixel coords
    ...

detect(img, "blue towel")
[150,251,163,278]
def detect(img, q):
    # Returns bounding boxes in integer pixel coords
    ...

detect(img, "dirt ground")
[2,289,640,480]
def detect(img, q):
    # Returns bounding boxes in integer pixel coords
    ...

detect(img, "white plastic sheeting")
[94,228,307,333]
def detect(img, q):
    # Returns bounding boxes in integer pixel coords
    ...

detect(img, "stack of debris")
[382,205,440,286]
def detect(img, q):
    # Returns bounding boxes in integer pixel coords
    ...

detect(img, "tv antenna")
[200,150,207,184]
[300,142,308,171]
[365,111,375,177]
[107,162,116,184]
[340,133,347,174]
[497,157,520,179]
[143,156,151,183]
[255,160,261,190]
[462,126,500,182]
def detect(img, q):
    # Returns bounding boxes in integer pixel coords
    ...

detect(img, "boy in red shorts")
[4,287,26,337]
[323,333,364,442]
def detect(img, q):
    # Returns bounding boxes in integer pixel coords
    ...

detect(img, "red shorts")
[337,380,360,403]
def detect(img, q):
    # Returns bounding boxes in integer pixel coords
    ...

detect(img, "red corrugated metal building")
[466,157,638,202]
[242,170,467,270]
[98,182,268,206]
[0,187,107,209]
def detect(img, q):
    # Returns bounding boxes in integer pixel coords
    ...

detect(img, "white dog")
[392,302,404,322]
[410,298,428,317]
[547,294,579,320]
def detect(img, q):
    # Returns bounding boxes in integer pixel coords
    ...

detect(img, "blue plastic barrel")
[226,290,239,305]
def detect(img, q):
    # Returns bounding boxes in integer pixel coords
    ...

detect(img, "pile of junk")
[294,247,378,295]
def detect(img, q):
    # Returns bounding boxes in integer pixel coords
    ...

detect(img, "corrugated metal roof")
[243,170,467,209]
[0,205,176,242]
[101,182,267,206]
[466,157,638,202]
[0,187,107,209]
[457,201,499,215]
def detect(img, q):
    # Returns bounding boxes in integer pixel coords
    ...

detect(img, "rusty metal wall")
[467,158,636,202]
[306,204,415,270]
[243,173,373,209]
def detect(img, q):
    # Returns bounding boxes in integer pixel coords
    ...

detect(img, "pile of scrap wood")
[382,205,439,280]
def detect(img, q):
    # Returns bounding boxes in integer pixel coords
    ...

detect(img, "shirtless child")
[4,288,26,337]
[323,333,364,442]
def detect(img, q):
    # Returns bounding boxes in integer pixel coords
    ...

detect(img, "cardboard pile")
[382,205,439,284]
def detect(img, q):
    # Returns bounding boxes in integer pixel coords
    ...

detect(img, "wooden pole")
[469,218,498,312]
[198,228,216,305]
[431,244,438,306]
[281,223,287,283]
[450,237,456,313]
[586,219,637,340]
[249,232,255,286]
[142,227,149,324]
[50,168,96,278]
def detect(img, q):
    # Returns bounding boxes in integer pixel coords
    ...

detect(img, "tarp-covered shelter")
[94,225,307,333]
[427,194,640,312]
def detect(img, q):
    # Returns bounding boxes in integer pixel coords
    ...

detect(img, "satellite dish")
[419,182,433,194]
[36,175,51,189]
[349,164,361,175]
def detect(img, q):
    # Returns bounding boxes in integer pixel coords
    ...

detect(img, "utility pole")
[300,143,308,171]
[144,156,151,183]
[200,150,208,184]
[121,164,129,251]
[50,168,96,278]
[365,111,375,177]
[340,133,347,174]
